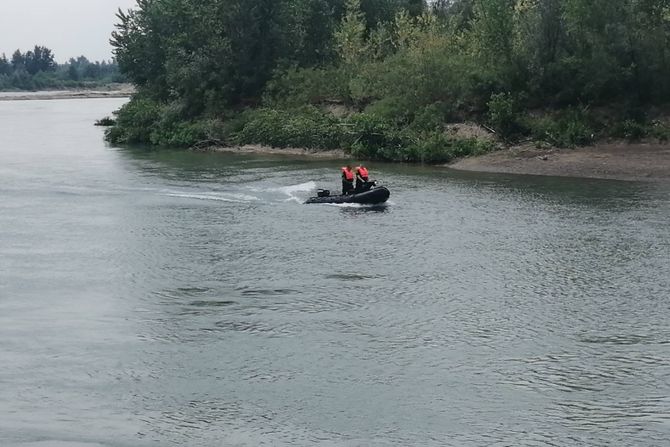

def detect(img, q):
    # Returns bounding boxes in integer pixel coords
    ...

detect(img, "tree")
[358,0,424,26]
[335,0,367,64]
[11,50,25,71]
[0,53,11,75]
[68,63,80,81]
[470,0,517,65]
[83,62,101,79]
[111,1,170,98]
[24,46,56,75]
[405,0,426,16]
[112,0,359,112]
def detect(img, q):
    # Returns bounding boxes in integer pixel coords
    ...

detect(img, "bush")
[649,121,670,141]
[147,101,206,146]
[0,74,12,90]
[410,102,452,132]
[345,116,493,163]
[608,115,670,142]
[363,96,413,126]
[10,70,35,90]
[234,106,345,149]
[405,132,493,163]
[344,113,404,158]
[105,98,162,144]
[528,108,595,147]
[263,67,352,107]
[487,92,527,141]
[153,120,211,147]
[616,119,647,141]
[95,116,116,126]
[106,98,221,147]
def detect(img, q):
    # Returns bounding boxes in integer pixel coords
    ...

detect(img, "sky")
[0,0,139,62]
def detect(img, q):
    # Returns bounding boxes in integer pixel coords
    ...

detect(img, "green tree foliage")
[111,0,349,114]
[335,0,368,64]
[360,0,425,25]
[0,54,11,75]
[108,0,670,153]
[24,46,56,75]
[11,50,25,71]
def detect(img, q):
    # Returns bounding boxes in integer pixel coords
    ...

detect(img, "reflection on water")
[1,99,669,447]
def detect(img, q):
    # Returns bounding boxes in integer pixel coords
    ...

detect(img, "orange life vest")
[342,167,354,181]
[356,166,369,179]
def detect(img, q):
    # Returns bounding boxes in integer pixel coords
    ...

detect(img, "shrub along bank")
[105,102,494,163]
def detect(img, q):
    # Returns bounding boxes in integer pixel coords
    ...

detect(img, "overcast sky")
[1,0,139,62]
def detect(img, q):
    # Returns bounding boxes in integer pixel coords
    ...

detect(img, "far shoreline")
[0,84,134,101]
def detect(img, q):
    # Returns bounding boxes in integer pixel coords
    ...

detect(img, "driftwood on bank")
[190,139,226,151]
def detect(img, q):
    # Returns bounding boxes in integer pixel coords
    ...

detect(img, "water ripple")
[3,102,670,447]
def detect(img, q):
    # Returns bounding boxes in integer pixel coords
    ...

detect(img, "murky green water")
[1,98,669,446]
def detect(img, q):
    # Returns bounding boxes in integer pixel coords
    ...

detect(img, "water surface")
[1,98,669,446]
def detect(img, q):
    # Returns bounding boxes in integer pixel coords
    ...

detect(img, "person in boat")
[341,165,355,195]
[355,165,370,192]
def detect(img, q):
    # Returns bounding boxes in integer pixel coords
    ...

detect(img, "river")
[1,98,669,446]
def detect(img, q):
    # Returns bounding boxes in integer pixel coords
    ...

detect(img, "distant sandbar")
[0,85,134,101]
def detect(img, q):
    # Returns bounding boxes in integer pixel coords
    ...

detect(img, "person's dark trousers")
[355,180,370,192]
[342,180,354,195]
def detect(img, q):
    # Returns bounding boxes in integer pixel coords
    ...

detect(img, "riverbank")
[13,87,665,183]
[194,144,347,159]
[198,141,670,183]
[448,142,670,182]
[0,84,134,101]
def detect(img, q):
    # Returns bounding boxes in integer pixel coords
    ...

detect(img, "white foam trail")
[268,181,317,195]
[165,182,317,205]
[284,196,304,204]
[261,181,317,203]
[325,202,389,208]
[165,192,260,203]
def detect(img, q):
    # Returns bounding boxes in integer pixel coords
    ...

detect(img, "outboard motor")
[317,189,330,197]
[360,180,376,192]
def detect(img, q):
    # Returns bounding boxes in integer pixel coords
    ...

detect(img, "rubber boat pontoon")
[305,182,390,205]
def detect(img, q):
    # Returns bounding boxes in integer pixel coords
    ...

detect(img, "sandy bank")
[449,142,670,182]
[0,84,134,101]
[199,141,670,182]
[195,144,347,159]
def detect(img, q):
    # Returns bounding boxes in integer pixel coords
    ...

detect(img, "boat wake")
[323,202,390,214]
[325,202,373,208]
[164,191,260,203]
[265,181,317,203]
[160,182,392,208]
[162,182,317,205]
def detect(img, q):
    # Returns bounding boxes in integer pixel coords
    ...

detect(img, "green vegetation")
[106,0,670,161]
[0,46,125,91]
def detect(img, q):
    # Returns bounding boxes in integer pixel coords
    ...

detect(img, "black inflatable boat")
[305,182,390,205]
